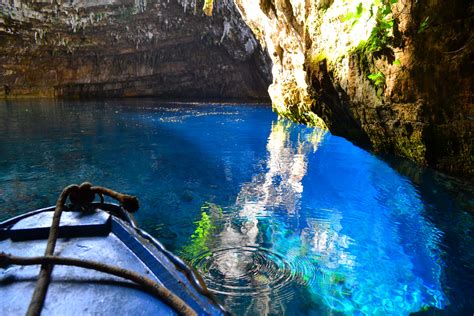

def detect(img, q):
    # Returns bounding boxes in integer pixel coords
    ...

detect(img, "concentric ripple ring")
[190,246,304,297]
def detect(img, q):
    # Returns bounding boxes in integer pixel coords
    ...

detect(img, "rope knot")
[64,182,139,213]
[12,183,196,316]
[69,182,95,208]
[25,182,141,316]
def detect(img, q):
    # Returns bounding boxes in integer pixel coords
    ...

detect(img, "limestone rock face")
[233,0,473,176]
[0,0,271,100]
[1,0,471,175]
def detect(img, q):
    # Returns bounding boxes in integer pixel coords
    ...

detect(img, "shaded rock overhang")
[0,0,272,101]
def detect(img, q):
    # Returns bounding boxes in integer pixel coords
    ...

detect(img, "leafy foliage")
[367,71,385,87]
[365,0,398,55]
[343,3,364,28]
[180,202,221,258]
[418,17,430,34]
[192,211,214,240]
[350,0,401,89]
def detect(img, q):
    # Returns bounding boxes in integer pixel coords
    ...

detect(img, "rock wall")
[233,0,473,176]
[0,0,271,100]
[1,0,472,175]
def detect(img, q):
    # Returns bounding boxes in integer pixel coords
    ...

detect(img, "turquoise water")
[0,99,472,315]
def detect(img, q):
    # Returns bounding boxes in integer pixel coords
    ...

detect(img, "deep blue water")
[0,99,473,315]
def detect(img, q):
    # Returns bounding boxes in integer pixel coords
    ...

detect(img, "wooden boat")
[0,183,225,315]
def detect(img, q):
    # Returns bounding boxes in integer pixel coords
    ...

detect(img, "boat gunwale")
[0,203,227,315]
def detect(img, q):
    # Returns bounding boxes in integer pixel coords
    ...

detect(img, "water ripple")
[190,246,316,300]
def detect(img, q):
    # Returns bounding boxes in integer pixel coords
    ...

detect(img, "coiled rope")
[0,182,196,316]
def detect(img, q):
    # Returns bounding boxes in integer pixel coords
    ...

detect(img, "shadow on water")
[382,156,474,315]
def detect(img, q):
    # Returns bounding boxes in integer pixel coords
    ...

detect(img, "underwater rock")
[180,189,194,202]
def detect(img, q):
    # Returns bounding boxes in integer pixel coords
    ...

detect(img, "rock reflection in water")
[183,119,446,315]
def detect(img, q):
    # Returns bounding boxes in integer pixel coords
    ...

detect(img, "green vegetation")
[350,0,400,91]
[343,2,364,28]
[275,104,328,129]
[180,202,222,258]
[367,71,385,87]
[192,211,213,242]
[418,17,430,34]
[308,51,328,67]
[271,81,328,129]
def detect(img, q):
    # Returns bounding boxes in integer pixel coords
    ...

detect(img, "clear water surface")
[0,99,473,315]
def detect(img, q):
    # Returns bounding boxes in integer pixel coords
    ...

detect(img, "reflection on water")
[0,100,472,315]
[182,120,448,315]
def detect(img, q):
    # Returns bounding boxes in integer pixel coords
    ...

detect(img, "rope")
[13,182,196,316]
[68,182,139,213]
[0,253,196,316]
[27,184,78,316]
